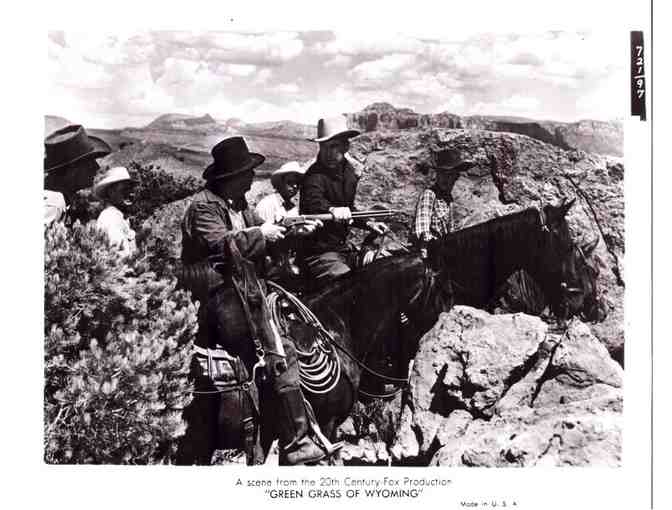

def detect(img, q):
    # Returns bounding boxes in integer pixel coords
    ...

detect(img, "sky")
[47,30,627,129]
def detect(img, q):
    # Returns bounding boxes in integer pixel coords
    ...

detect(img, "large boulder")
[350,128,624,362]
[391,306,622,467]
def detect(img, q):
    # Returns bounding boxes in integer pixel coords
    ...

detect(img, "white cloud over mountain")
[47,30,625,128]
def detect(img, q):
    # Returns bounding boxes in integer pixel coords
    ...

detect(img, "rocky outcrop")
[346,104,623,156]
[350,128,624,361]
[391,307,622,467]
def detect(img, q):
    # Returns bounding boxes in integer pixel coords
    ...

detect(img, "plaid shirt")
[413,188,454,242]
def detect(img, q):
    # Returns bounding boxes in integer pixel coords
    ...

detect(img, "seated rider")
[299,115,389,284]
[412,149,475,259]
[180,136,330,465]
[256,161,307,284]
[255,160,305,222]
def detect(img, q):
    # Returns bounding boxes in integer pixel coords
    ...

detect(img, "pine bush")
[126,162,202,229]
[44,221,198,464]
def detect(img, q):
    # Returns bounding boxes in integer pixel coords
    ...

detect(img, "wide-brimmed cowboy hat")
[93,166,136,200]
[310,115,361,143]
[429,149,476,173]
[202,136,265,181]
[44,124,112,174]
[270,161,306,189]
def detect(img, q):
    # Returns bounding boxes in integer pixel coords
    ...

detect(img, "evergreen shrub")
[44,221,198,464]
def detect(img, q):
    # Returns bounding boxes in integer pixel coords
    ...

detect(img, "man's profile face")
[435,170,460,194]
[212,170,254,200]
[62,158,100,193]
[318,137,349,170]
[106,181,135,211]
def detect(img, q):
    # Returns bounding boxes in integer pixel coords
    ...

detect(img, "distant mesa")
[146,113,218,130]
[346,103,623,157]
[45,115,72,137]
[240,120,316,140]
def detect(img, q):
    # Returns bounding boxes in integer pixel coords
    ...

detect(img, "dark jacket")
[181,189,266,294]
[299,159,364,255]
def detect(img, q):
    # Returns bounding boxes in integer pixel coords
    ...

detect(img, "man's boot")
[276,387,327,465]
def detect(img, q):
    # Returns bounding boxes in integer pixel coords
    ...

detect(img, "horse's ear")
[558,197,576,218]
[581,235,600,255]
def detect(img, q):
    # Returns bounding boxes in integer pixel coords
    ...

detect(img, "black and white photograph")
[7,1,657,508]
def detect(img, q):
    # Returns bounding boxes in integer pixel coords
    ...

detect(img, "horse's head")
[405,257,456,332]
[540,199,604,321]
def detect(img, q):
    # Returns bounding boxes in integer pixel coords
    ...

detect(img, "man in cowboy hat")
[299,115,389,283]
[255,160,306,223]
[412,148,475,257]
[44,124,112,226]
[180,136,330,465]
[93,166,137,258]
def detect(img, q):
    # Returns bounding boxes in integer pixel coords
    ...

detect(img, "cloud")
[348,54,417,88]
[472,95,541,117]
[47,30,626,129]
[324,55,352,68]
[47,39,115,89]
[272,83,300,95]
[312,32,424,58]
[214,63,257,77]
[507,52,544,66]
[252,68,273,85]
[197,31,304,65]
[434,94,467,114]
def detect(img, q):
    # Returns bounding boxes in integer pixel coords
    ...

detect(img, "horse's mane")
[440,207,541,250]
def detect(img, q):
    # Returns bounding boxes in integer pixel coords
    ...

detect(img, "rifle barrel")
[279,209,403,226]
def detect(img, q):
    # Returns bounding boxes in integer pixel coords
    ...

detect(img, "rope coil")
[267,283,342,395]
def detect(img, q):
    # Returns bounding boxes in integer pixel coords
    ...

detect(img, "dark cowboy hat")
[44,125,112,174]
[202,136,265,181]
[430,149,476,173]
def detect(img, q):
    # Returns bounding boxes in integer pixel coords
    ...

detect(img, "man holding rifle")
[300,115,390,284]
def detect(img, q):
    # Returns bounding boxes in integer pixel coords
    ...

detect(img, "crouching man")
[180,136,331,465]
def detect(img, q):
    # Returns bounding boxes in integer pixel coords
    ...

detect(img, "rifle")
[276,208,404,228]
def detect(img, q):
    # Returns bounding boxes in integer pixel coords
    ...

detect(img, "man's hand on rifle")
[365,220,389,235]
[329,207,353,224]
[291,218,323,237]
[260,222,286,242]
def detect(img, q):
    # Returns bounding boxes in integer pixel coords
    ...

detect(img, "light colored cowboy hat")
[93,166,135,199]
[310,115,361,143]
[270,161,306,189]
[44,124,112,174]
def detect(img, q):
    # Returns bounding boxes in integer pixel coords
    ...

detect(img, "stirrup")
[303,397,343,456]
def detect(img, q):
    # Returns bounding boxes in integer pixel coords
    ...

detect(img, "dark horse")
[177,200,601,463]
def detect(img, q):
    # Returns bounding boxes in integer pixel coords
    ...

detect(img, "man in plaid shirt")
[413,150,475,258]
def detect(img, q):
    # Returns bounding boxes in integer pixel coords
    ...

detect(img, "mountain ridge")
[346,103,623,156]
